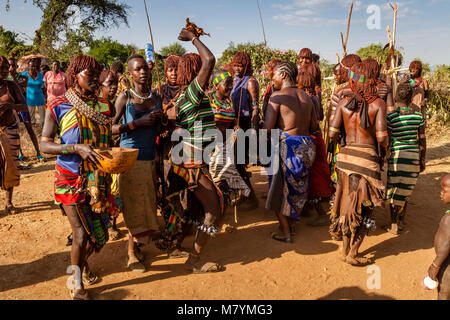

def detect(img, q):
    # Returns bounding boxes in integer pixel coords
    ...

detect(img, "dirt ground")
[0,125,449,300]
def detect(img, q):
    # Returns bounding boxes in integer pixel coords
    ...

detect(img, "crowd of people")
[0,26,448,301]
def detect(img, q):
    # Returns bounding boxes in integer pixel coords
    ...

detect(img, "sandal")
[192,262,224,274]
[69,288,90,300]
[108,228,121,241]
[5,205,17,215]
[82,271,99,286]
[127,251,145,273]
[168,248,190,259]
[37,155,47,163]
[271,232,292,243]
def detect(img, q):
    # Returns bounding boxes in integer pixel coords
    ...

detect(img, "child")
[99,70,121,241]
[424,174,450,300]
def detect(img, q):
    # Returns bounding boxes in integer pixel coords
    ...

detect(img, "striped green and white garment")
[175,77,216,166]
[386,108,425,208]
[387,108,425,152]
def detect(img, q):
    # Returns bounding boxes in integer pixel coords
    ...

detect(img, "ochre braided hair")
[364,58,381,80]
[164,55,180,74]
[177,53,202,86]
[299,64,319,84]
[334,54,361,81]
[349,61,378,102]
[232,51,253,76]
[298,48,313,63]
[297,70,316,96]
[67,55,103,88]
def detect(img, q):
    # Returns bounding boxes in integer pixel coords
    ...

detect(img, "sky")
[1,0,450,66]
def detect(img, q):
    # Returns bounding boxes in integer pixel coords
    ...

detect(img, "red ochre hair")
[232,51,253,76]
[67,55,103,88]
[176,53,202,86]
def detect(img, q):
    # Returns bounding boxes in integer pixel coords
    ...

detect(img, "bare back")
[264,87,319,136]
[331,97,387,146]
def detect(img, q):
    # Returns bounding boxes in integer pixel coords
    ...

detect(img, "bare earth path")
[0,136,449,300]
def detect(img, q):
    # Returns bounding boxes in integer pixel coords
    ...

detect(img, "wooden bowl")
[94,147,139,174]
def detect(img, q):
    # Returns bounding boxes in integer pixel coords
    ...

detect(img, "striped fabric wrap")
[175,77,216,166]
[167,163,224,215]
[77,201,112,248]
[336,144,385,191]
[387,109,425,152]
[329,144,385,238]
[75,108,114,213]
[209,135,251,197]
[386,150,420,208]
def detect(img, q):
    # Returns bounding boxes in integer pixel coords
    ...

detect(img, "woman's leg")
[62,204,89,293]
[186,172,220,267]
[28,106,36,125]
[38,105,46,128]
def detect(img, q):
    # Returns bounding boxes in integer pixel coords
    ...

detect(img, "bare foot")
[345,255,374,266]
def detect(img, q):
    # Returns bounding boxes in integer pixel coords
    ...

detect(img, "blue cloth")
[280,131,316,220]
[21,72,46,106]
[230,76,251,117]
[120,96,161,161]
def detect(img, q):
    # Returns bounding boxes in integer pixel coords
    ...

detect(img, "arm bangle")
[376,131,388,138]
[329,127,340,133]
[61,144,76,154]
[191,37,199,45]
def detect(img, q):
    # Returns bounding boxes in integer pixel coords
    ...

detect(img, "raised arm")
[178,28,215,90]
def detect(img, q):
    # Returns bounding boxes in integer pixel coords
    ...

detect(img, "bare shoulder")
[337,95,351,108]
[115,91,128,107]
[269,89,282,99]
[439,213,450,229]
[371,98,386,110]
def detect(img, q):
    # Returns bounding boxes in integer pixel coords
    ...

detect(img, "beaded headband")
[348,70,367,84]
[213,72,232,85]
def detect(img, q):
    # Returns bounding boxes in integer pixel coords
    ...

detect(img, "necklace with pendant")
[130,88,153,101]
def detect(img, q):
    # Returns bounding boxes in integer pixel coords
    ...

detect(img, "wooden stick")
[344,2,354,51]
[389,3,399,97]
[324,54,340,152]
[256,0,267,46]
[340,32,346,56]
[143,0,162,95]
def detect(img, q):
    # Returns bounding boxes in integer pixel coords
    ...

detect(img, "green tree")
[6,0,129,60]
[0,26,34,58]
[88,37,135,67]
[356,43,403,66]
[217,42,297,72]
